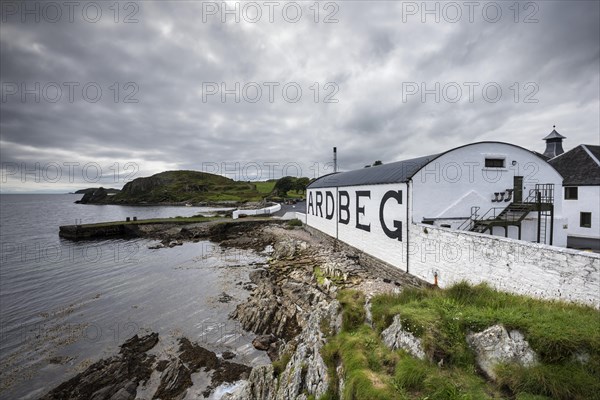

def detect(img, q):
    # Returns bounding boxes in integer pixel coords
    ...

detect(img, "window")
[580,212,592,228]
[485,158,505,168]
[565,187,578,200]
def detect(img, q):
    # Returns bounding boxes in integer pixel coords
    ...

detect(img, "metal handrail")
[524,184,554,204]
[458,206,480,230]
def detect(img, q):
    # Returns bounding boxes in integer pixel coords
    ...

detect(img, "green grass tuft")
[337,290,366,332]
[319,284,600,400]
[287,218,303,227]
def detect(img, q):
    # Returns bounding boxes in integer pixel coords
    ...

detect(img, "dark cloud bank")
[1,0,598,192]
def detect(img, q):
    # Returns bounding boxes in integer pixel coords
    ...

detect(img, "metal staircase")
[458,184,555,244]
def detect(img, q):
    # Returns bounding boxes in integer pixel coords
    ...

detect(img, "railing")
[458,206,480,230]
[458,183,554,232]
[524,184,554,204]
[459,204,533,231]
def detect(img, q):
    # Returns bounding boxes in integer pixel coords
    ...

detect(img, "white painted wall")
[562,185,600,240]
[410,142,566,246]
[306,184,408,269]
[408,223,600,308]
[279,211,307,223]
[232,203,281,219]
[304,142,597,306]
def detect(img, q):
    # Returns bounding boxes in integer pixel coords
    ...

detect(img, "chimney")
[542,125,566,158]
[333,147,337,173]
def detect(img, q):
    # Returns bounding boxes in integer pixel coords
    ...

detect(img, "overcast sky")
[1,0,599,192]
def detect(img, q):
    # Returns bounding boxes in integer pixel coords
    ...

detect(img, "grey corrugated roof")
[308,154,438,188]
[549,144,600,186]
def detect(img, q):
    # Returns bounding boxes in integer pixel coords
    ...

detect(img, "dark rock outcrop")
[75,187,109,204]
[252,334,278,351]
[154,338,250,399]
[41,334,252,400]
[40,333,159,400]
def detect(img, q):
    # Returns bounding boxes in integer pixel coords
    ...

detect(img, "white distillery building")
[546,133,600,250]
[306,141,568,273]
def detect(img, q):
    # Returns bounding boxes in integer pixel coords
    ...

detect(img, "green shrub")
[287,218,303,227]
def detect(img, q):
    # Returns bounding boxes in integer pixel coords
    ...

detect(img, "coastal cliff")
[43,220,600,399]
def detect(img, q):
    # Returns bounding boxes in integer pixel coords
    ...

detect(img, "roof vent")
[543,125,566,158]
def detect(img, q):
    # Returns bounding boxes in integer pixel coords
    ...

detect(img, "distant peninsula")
[73,188,121,194]
[75,170,272,205]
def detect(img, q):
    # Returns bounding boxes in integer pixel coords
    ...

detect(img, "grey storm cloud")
[0,0,598,192]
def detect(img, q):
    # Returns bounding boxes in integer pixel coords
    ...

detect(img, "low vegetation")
[84,171,309,204]
[287,218,303,227]
[107,170,265,203]
[320,283,600,400]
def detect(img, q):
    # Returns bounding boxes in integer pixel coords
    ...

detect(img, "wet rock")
[121,333,159,355]
[48,355,73,365]
[252,334,277,351]
[212,360,252,387]
[109,381,137,400]
[249,269,269,284]
[381,315,426,360]
[40,333,159,400]
[466,325,538,380]
[154,338,250,399]
[221,351,236,360]
[179,227,193,238]
[218,292,234,303]
[267,341,283,361]
[156,359,169,372]
[153,358,191,400]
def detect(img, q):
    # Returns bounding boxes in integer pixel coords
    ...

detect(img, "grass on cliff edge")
[319,284,600,400]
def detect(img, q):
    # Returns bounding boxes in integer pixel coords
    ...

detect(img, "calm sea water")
[0,194,268,399]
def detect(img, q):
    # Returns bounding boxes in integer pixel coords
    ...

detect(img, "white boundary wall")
[233,203,281,219]
[279,211,307,223]
[408,223,600,308]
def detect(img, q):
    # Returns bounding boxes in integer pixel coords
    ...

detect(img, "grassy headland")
[77,171,307,204]
[320,283,600,400]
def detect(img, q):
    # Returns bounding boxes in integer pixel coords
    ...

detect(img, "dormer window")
[485,158,505,168]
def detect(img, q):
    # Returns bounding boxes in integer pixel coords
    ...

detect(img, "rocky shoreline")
[43,220,427,399]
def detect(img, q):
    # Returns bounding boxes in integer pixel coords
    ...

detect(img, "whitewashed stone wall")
[408,223,600,308]
[233,203,281,219]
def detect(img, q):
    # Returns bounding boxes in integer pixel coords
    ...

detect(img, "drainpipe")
[406,179,411,274]
[335,187,339,240]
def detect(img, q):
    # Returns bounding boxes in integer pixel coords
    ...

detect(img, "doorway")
[514,176,523,202]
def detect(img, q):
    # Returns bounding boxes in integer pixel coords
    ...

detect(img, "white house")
[306,141,567,273]
[547,137,600,250]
